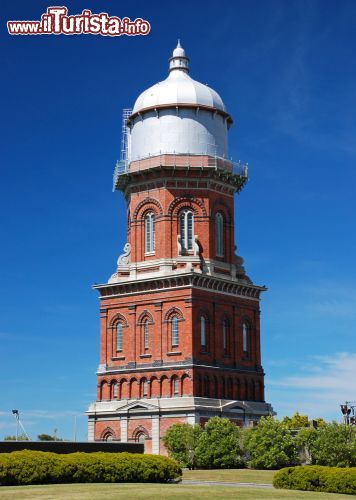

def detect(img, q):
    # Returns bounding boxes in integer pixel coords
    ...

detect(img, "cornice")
[97,360,265,376]
[93,272,266,301]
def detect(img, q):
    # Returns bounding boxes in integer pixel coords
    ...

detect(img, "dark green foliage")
[297,423,356,467]
[195,418,244,469]
[311,423,356,467]
[3,434,29,441]
[243,416,299,470]
[37,434,62,441]
[162,423,202,469]
[273,466,356,495]
[0,450,181,486]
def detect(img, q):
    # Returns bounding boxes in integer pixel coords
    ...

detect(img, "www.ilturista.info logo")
[7,6,151,36]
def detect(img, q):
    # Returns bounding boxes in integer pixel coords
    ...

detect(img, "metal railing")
[113,153,248,189]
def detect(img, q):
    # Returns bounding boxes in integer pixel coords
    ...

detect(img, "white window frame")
[144,212,155,254]
[180,209,194,251]
[116,323,123,351]
[243,323,249,353]
[215,212,224,257]
[171,316,179,347]
[144,320,149,349]
[201,316,207,348]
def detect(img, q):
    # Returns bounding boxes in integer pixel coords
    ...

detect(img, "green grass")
[0,483,352,499]
[182,468,276,484]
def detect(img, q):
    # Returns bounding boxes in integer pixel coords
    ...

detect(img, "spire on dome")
[169,40,189,74]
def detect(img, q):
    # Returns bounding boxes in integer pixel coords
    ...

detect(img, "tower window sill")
[144,251,155,257]
[139,354,152,358]
[112,356,125,360]
[167,351,182,356]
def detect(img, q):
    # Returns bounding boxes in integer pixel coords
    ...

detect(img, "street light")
[11,409,30,440]
[340,402,356,425]
[11,410,19,441]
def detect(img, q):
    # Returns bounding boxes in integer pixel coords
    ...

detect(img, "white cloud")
[268,352,356,419]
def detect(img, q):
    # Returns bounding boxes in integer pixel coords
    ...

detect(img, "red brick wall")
[94,420,120,441]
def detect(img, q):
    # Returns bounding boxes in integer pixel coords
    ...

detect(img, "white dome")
[128,42,230,162]
[132,71,226,114]
[132,41,226,115]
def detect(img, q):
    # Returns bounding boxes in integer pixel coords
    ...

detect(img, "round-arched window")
[180,209,194,251]
[215,212,224,256]
[144,212,155,254]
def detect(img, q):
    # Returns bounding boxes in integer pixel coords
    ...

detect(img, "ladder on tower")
[113,108,132,191]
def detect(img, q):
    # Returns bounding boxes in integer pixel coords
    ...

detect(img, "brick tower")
[87,42,273,453]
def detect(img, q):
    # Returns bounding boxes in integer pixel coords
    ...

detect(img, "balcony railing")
[113,153,248,190]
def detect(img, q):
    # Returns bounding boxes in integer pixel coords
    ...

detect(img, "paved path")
[181,479,273,489]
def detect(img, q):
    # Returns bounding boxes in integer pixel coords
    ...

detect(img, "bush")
[163,423,202,469]
[195,418,244,469]
[243,416,299,470]
[0,450,181,486]
[273,465,356,495]
[297,423,356,467]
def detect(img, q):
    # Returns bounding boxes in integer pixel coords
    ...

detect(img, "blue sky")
[1,0,355,440]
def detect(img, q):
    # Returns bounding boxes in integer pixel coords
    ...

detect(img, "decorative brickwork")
[87,43,273,454]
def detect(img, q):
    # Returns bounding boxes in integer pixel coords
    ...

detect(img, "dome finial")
[169,40,189,74]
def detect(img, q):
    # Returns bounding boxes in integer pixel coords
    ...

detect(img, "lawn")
[0,483,352,499]
[182,468,276,484]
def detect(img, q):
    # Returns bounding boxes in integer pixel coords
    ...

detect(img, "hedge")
[0,450,181,486]
[273,465,356,495]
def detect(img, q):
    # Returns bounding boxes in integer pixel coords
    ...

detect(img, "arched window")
[223,319,230,354]
[171,316,179,347]
[172,376,179,396]
[180,209,194,251]
[142,379,148,397]
[143,319,149,349]
[116,322,123,351]
[102,431,114,441]
[144,212,155,253]
[201,316,207,350]
[242,323,249,353]
[136,432,146,443]
[215,212,224,256]
[113,382,118,398]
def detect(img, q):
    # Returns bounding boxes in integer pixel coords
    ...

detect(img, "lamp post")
[340,402,356,425]
[11,409,30,440]
[11,410,19,441]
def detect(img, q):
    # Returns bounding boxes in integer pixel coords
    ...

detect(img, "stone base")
[87,397,274,454]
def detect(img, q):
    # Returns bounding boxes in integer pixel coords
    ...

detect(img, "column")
[87,419,95,442]
[120,417,128,442]
[151,416,160,454]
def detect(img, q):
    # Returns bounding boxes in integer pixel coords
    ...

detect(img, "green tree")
[163,423,202,469]
[299,422,356,467]
[243,416,299,470]
[282,412,310,429]
[195,417,243,469]
[37,433,62,441]
[4,434,29,441]
[313,417,327,428]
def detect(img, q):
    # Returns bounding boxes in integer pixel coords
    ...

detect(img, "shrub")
[298,423,356,467]
[195,417,244,469]
[163,423,202,469]
[273,465,356,495]
[243,416,299,470]
[0,450,181,486]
